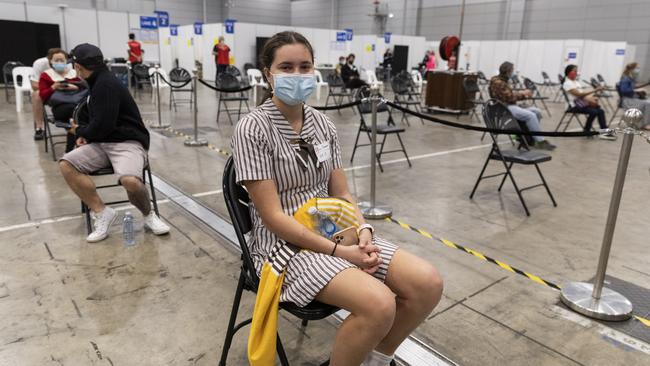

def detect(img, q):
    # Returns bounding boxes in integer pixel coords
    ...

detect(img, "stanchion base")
[184,138,208,147]
[358,200,392,219]
[560,281,633,321]
[149,123,171,129]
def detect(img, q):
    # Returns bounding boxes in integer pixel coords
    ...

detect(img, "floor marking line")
[386,217,650,328]
[0,190,222,233]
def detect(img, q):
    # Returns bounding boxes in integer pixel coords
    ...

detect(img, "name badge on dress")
[314,141,331,163]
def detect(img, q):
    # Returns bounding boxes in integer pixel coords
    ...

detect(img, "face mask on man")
[271,73,316,106]
[52,62,67,73]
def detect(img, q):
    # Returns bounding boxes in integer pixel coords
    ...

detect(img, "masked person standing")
[231,31,442,366]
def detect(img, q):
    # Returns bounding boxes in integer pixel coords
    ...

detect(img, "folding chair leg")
[563,114,575,132]
[216,99,222,125]
[350,125,363,164]
[499,159,530,216]
[555,113,567,132]
[535,163,557,207]
[82,202,92,234]
[376,134,387,173]
[146,166,160,216]
[396,133,412,167]
[218,271,246,366]
[276,334,290,366]
[498,162,513,191]
[541,99,551,117]
[236,99,242,123]
[470,153,492,199]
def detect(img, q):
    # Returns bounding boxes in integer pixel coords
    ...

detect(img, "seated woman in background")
[619,62,650,130]
[233,31,443,366]
[341,53,368,90]
[562,64,615,140]
[39,48,86,152]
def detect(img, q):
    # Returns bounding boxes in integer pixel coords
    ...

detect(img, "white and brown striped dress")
[231,99,398,307]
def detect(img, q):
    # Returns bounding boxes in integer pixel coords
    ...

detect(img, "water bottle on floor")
[123,212,136,247]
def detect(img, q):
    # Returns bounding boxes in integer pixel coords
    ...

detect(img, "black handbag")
[48,88,89,108]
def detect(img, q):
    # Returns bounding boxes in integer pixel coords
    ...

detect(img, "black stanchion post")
[184,69,208,147]
[150,65,170,129]
[560,109,642,321]
[358,86,392,219]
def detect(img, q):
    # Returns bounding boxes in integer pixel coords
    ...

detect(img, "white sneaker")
[599,131,617,141]
[144,212,170,235]
[87,207,117,243]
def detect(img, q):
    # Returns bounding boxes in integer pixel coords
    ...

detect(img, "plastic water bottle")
[308,207,337,239]
[123,212,136,247]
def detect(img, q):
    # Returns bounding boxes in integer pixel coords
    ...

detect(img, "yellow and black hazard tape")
[386,217,650,328]
[163,127,231,157]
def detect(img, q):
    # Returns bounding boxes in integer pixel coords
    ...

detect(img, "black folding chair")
[522,77,551,117]
[463,77,484,122]
[590,77,614,113]
[470,99,557,216]
[168,67,193,111]
[350,87,411,172]
[552,74,564,103]
[216,73,250,125]
[219,157,339,366]
[554,88,588,132]
[71,99,160,233]
[609,82,623,125]
[325,73,355,115]
[131,63,152,97]
[42,105,73,161]
[540,71,559,96]
[3,61,23,103]
[390,72,423,125]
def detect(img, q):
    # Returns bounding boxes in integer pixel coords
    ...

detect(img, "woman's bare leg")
[375,249,443,355]
[315,268,397,366]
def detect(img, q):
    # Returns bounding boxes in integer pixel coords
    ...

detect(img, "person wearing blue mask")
[38,48,87,152]
[619,62,650,130]
[231,31,443,366]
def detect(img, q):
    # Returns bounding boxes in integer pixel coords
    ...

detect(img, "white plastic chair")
[247,68,269,104]
[12,66,33,112]
[314,70,329,101]
[148,67,170,104]
[410,70,425,94]
[365,70,384,93]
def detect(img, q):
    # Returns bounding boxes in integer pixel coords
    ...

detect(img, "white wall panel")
[0,3,27,21]
[98,11,129,60]
[177,25,195,72]
[64,8,98,50]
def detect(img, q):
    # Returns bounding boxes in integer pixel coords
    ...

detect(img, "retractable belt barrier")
[385,100,600,137]
[197,78,253,93]
[311,100,362,111]
[152,71,193,89]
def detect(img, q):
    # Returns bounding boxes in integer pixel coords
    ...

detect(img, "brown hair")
[258,31,314,104]
[47,48,67,61]
[623,62,638,77]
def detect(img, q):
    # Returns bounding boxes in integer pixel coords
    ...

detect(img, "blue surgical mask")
[52,62,66,72]
[271,73,316,106]
[632,68,640,78]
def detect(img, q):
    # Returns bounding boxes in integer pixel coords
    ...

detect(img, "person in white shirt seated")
[562,64,615,140]
[31,55,51,140]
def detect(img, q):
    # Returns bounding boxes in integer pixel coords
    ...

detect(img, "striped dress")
[231,99,398,307]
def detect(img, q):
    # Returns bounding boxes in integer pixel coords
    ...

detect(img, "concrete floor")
[1,82,649,366]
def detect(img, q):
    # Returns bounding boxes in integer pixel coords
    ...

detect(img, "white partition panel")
[541,40,565,81]
[459,40,481,72]
[0,3,27,21]
[234,22,255,72]
[26,5,64,49]
[177,25,195,72]
[623,45,636,70]
[98,11,129,60]
[562,39,584,72]
[477,41,497,78]
[602,42,627,86]
[64,9,98,51]
[158,27,174,73]
[580,40,604,85]
[516,40,545,82]
[127,13,159,63]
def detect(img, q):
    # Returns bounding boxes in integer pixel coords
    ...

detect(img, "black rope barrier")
[152,71,192,89]
[197,78,253,93]
[385,101,600,137]
[310,100,362,111]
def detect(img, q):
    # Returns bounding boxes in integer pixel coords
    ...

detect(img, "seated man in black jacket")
[59,43,169,242]
[341,53,368,90]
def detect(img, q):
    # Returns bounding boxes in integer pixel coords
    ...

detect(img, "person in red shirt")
[127,33,144,88]
[39,48,86,152]
[212,36,230,80]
